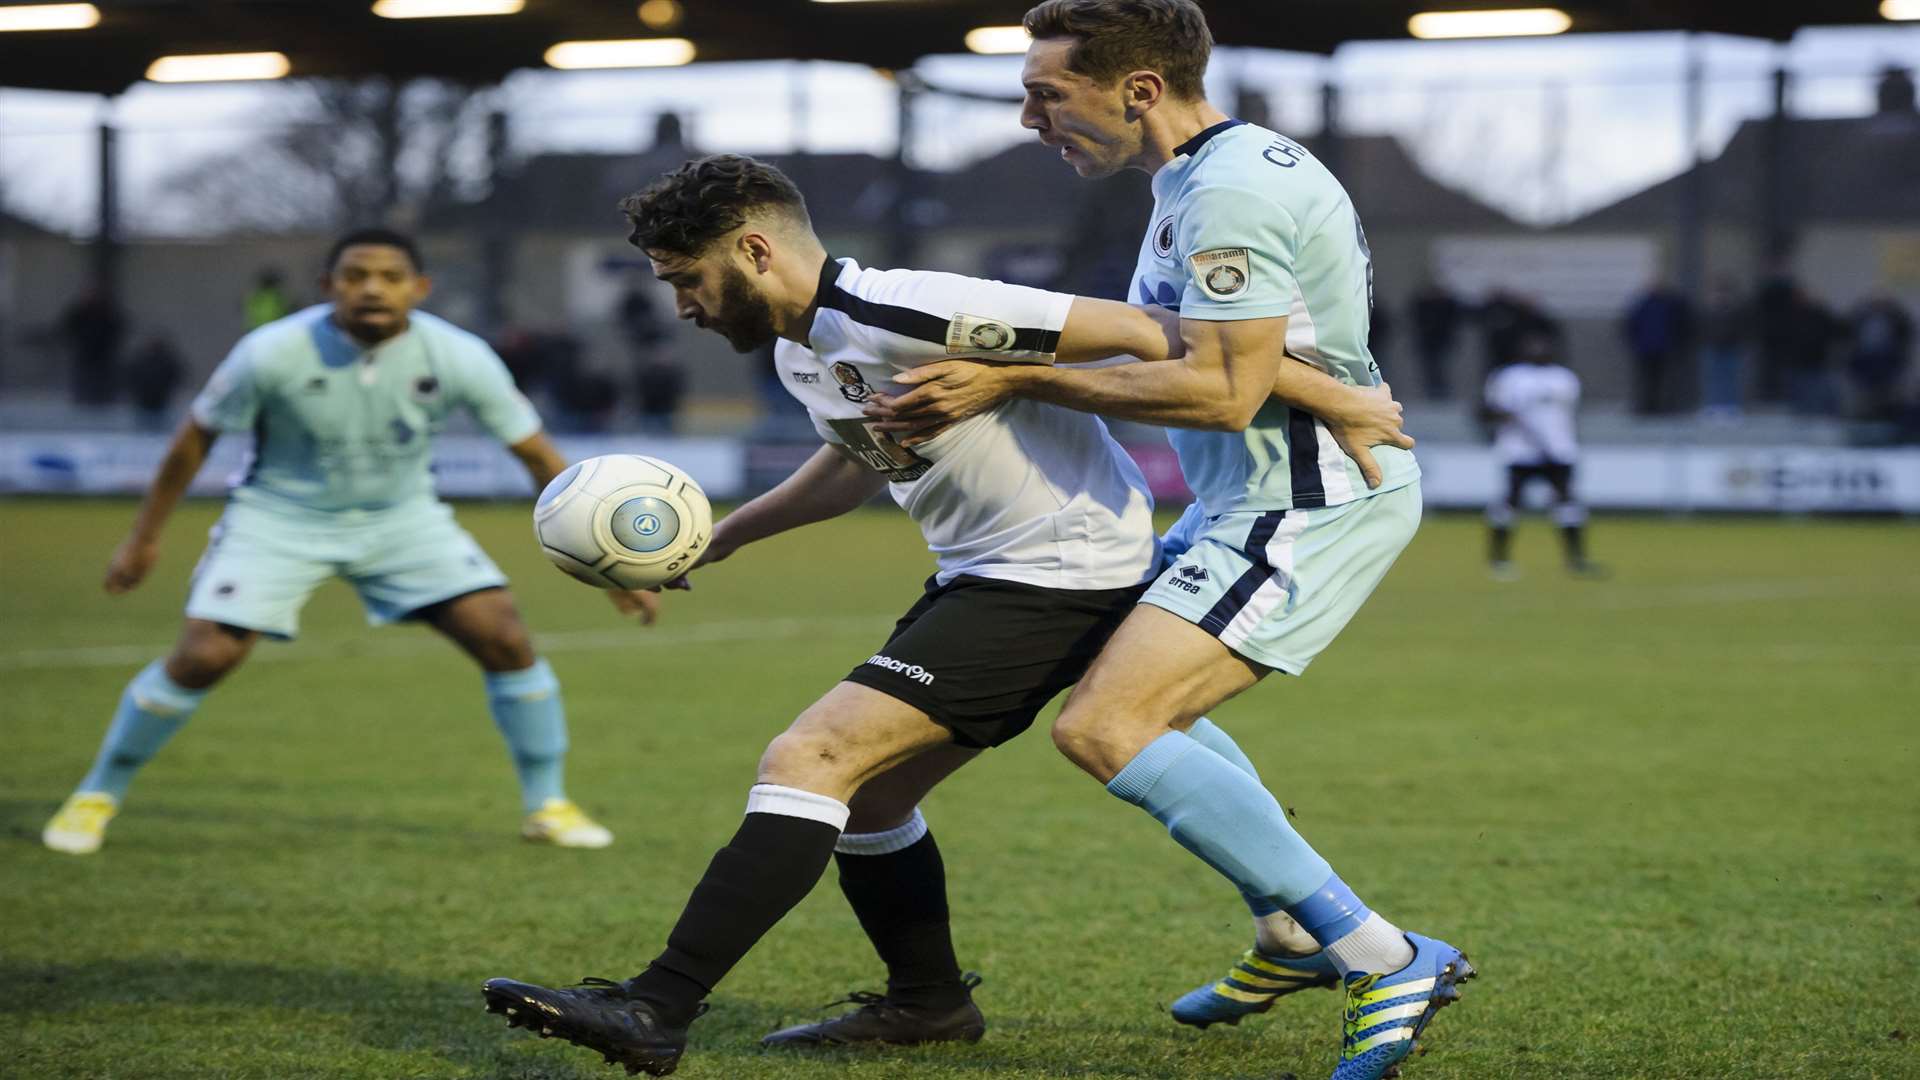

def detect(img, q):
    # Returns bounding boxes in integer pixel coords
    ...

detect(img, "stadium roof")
[0,1,1897,97]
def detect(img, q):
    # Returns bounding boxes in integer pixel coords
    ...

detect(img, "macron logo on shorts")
[865,654,935,685]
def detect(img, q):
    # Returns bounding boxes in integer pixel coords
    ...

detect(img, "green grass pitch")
[3,497,1916,1080]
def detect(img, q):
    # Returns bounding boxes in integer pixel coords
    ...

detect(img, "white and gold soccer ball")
[533,454,712,591]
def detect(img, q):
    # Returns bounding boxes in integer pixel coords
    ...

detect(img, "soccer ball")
[533,454,713,590]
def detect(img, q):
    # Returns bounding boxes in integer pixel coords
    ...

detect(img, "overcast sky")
[1,24,1915,233]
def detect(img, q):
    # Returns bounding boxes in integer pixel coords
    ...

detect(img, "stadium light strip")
[1407,8,1572,39]
[0,3,99,31]
[544,38,696,69]
[964,25,1030,55]
[1883,0,1920,20]
[145,52,292,82]
[372,0,524,18]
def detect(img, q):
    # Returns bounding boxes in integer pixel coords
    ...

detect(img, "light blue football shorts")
[1141,482,1422,674]
[185,496,508,640]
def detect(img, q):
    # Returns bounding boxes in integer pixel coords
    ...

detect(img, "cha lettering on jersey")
[945,313,1018,355]
[1189,248,1252,301]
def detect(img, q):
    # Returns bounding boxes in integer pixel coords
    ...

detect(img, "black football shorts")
[841,573,1147,749]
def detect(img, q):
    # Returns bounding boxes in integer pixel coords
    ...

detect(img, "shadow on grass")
[0,956,705,1079]
[1,956,1284,1079]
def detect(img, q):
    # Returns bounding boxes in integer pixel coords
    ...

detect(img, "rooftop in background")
[0,0,1898,96]
[1572,69,1920,227]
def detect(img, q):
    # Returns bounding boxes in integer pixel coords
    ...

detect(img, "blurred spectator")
[1787,287,1842,416]
[618,280,670,365]
[60,284,126,406]
[1754,259,1797,405]
[1411,281,1464,402]
[1846,293,1914,422]
[245,268,292,329]
[1697,277,1751,420]
[635,358,688,434]
[1622,280,1695,416]
[124,335,185,431]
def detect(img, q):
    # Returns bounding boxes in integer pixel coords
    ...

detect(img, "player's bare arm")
[507,432,661,623]
[104,418,218,595]
[869,310,1414,486]
[700,444,888,568]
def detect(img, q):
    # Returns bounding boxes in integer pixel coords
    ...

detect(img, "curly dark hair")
[1023,0,1212,100]
[618,154,811,258]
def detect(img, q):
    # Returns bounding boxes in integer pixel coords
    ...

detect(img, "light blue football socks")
[1107,729,1412,974]
[484,658,570,812]
[1185,717,1285,920]
[77,660,206,799]
[1107,730,1333,904]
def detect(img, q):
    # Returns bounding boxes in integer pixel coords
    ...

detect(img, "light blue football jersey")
[190,305,541,513]
[1131,120,1419,515]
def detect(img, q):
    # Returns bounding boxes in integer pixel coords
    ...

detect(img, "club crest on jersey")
[1189,248,1251,301]
[830,361,874,403]
[946,312,1019,355]
[411,375,441,403]
[1153,215,1176,258]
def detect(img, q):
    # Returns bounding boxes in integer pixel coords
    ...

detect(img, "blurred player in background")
[41,228,654,857]
[1482,328,1606,580]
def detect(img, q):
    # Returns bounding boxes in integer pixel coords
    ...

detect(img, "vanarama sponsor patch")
[1189,248,1252,301]
[946,312,1019,355]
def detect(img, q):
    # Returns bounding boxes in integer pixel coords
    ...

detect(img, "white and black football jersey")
[1484,362,1581,466]
[775,256,1159,591]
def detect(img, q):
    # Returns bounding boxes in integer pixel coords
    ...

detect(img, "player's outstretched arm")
[702,444,887,566]
[1051,297,1186,365]
[506,432,569,491]
[105,419,217,594]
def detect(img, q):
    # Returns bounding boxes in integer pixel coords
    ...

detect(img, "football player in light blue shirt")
[865,3,1471,1078]
[43,229,654,856]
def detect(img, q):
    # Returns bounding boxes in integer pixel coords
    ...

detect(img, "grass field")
[3,497,1916,1080]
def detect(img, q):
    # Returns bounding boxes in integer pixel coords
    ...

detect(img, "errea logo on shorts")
[865,654,935,685]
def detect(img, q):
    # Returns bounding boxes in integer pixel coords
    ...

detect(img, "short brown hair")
[1023,0,1212,100]
[619,154,810,257]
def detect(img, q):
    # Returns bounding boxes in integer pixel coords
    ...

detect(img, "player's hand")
[103,537,160,594]
[657,530,740,592]
[606,588,661,624]
[864,361,1013,446]
[1325,382,1415,490]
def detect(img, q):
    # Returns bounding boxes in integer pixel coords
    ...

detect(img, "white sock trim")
[834,808,927,855]
[745,784,850,831]
[1323,912,1414,976]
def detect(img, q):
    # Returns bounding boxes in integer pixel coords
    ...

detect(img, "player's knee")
[757,728,852,792]
[1050,708,1112,775]
[472,625,536,672]
[167,629,250,688]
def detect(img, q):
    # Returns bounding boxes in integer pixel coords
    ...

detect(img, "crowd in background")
[36,259,1920,445]
[1620,266,1916,426]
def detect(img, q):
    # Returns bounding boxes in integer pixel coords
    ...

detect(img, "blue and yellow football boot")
[1329,932,1475,1080]
[1170,946,1340,1028]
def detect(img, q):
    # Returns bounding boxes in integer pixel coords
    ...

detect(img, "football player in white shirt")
[479,153,1410,1074]
[1481,329,1606,580]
